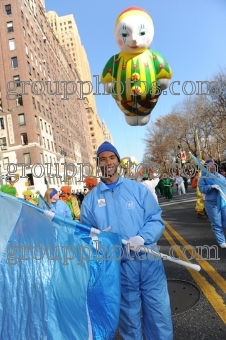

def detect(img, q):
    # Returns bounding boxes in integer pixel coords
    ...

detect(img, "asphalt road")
[115,185,226,340]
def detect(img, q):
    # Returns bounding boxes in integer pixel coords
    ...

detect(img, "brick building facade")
[0,0,93,195]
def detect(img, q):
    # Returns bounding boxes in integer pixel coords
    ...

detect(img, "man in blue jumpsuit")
[199,159,226,248]
[81,141,173,340]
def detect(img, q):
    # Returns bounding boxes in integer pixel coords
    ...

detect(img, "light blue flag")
[0,192,121,340]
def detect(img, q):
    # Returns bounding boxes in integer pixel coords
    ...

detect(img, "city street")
[116,185,226,340]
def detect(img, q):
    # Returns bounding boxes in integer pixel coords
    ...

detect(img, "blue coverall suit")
[81,176,173,340]
[199,173,226,245]
[50,200,73,219]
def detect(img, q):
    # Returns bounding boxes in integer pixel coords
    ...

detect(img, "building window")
[5,5,12,15]
[37,134,41,145]
[11,57,18,68]
[32,97,36,109]
[27,173,34,186]
[40,153,44,164]
[21,133,28,145]
[48,125,51,135]
[3,157,9,170]
[0,118,5,130]
[25,44,28,55]
[34,115,38,127]
[18,113,25,126]
[40,119,43,129]
[21,11,24,20]
[16,94,23,106]
[47,139,50,150]
[9,38,16,50]
[0,137,7,147]
[44,122,48,133]
[27,61,31,74]
[42,137,46,148]
[13,75,20,87]
[7,21,13,33]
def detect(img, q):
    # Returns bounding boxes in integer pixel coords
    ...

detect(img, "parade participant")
[156,176,165,197]
[44,188,73,219]
[191,171,206,217]
[199,160,226,248]
[81,141,173,340]
[0,182,17,196]
[141,173,159,202]
[162,173,173,200]
[84,177,98,193]
[60,186,80,220]
[22,189,38,205]
[174,173,186,195]
[182,175,188,192]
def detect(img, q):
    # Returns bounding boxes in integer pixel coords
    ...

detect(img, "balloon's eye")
[121,32,129,38]
[140,30,146,36]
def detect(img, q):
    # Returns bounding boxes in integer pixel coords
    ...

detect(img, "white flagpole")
[90,227,201,272]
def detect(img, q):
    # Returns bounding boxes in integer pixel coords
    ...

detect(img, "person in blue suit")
[44,188,73,220]
[81,141,173,340]
[198,159,226,248]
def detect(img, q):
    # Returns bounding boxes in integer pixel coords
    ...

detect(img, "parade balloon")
[101,7,172,126]
[120,156,138,169]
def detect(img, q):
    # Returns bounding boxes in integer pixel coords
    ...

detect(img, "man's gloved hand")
[127,235,144,250]
[212,184,220,190]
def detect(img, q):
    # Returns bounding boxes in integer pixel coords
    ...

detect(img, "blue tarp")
[0,192,121,339]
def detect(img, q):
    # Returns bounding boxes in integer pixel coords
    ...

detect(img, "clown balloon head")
[101,7,172,126]
[114,7,154,54]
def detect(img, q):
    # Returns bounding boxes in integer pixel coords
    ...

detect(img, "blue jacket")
[81,177,164,243]
[198,172,226,202]
[50,200,73,219]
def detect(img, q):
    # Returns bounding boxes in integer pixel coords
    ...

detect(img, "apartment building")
[46,11,107,159]
[0,0,93,195]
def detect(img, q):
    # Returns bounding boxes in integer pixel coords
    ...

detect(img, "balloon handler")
[81,141,173,340]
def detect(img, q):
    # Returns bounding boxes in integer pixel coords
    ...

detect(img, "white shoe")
[219,242,226,248]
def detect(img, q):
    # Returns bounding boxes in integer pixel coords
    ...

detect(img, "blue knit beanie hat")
[97,141,120,161]
[205,159,213,164]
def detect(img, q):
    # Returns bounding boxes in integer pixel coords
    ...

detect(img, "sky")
[45,0,226,163]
